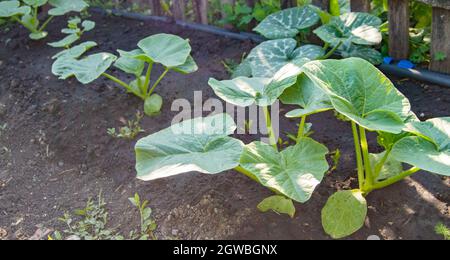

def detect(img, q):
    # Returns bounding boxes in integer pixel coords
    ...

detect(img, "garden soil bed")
[0,13,449,240]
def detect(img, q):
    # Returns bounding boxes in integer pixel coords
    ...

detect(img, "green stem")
[351,122,365,189]
[38,15,54,32]
[12,16,37,33]
[148,68,169,97]
[297,115,307,143]
[102,73,145,99]
[320,41,343,60]
[371,167,421,191]
[263,106,278,150]
[359,126,373,190]
[143,62,153,94]
[373,149,391,179]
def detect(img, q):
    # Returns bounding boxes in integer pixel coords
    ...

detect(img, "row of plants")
[2,1,448,239]
[128,5,448,239]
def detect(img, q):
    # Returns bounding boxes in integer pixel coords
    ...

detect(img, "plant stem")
[143,62,153,94]
[359,126,374,190]
[263,106,278,150]
[38,15,54,32]
[297,115,307,143]
[371,167,421,191]
[351,122,365,189]
[102,73,144,99]
[373,149,391,179]
[148,68,169,97]
[320,41,343,60]
[12,16,37,33]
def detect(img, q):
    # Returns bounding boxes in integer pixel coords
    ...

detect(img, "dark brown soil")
[0,13,448,240]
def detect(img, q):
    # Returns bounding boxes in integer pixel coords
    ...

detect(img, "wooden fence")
[128,1,450,74]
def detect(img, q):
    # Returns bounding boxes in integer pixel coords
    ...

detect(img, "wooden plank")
[351,0,371,12]
[312,0,330,11]
[150,0,163,16]
[388,0,410,59]
[172,0,186,20]
[430,7,450,74]
[193,0,208,24]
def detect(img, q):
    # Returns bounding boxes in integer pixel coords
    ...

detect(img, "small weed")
[50,192,157,240]
[128,193,157,240]
[51,192,124,240]
[108,111,145,140]
[434,52,447,62]
[435,223,450,240]
[328,149,341,174]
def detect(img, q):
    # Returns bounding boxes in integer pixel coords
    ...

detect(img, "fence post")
[388,0,410,59]
[150,0,163,16]
[312,0,330,11]
[350,0,371,12]
[172,0,186,20]
[193,0,208,24]
[430,7,450,74]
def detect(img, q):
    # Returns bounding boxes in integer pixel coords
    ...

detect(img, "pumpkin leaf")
[135,113,244,181]
[391,117,450,176]
[322,190,367,239]
[52,52,117,84]
[301,58,412,133]
[246,39,325,77]
[254,6,320,39]
[240,138,329,203]
[257,195,296,218]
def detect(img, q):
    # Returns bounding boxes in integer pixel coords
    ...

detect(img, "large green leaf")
[48,33,80,48]
[135,113,244,181]
[208,76,296,107]
[136,33,191,68]
[322,190,367,239]
[52,53,117,84]
[301,58,412,133]
[114,49,146,76]
[280,74,332,118]
[0,1,31,17]
[246,39,325,78]
[253,6,320,39]
[391,117,450,176]
[257,195,296,218]
[239,138,329,203]
[52,41,98,60]
[48,0,89,16]
[314,12,382,46]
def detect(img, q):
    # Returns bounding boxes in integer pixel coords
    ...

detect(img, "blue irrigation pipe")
[90,8,450,88]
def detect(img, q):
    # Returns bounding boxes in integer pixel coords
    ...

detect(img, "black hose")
[90,8,450,88]
[379,64,450,88]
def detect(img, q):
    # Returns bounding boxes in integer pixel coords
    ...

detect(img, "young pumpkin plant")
[0,0,89,40]
[134,71,332,218]
[51,33,198,116]
[48,16,95,48]
[281,57,450,239]
[313,12,383,64]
